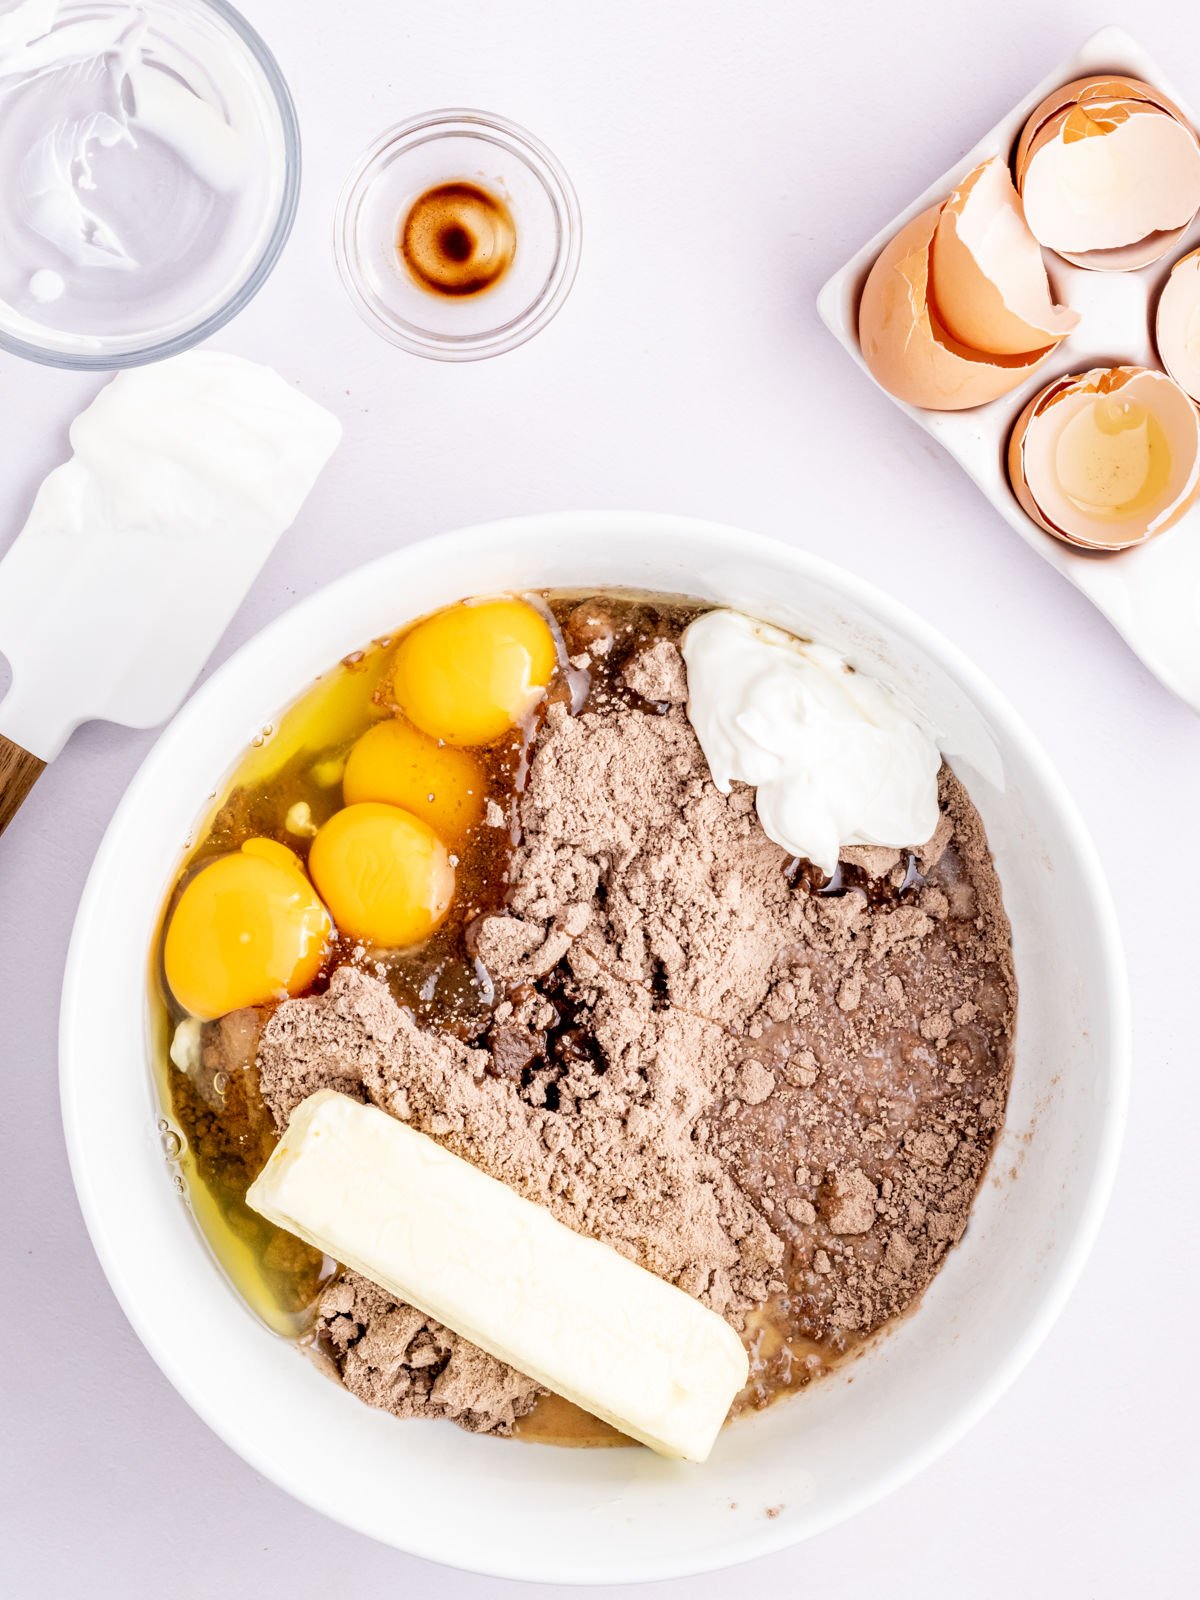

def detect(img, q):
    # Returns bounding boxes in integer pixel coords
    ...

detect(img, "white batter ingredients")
[681,609,942,877]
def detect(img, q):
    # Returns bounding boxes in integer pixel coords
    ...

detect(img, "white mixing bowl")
[60,513,1129,1583]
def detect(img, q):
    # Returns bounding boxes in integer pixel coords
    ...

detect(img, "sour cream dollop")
[680,610,941,877]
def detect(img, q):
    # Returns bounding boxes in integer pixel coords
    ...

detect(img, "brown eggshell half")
[1155,247,1200,403]
[1007,366,1200,550]
[1015,76,1200,270]
[1013,76,1191,176]
[858,204,1055,411]
[931,157,1078,355]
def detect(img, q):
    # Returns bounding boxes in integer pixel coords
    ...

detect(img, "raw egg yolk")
[391,598,556,746]
[342,718,485,842]
[163,838,331,1020]
[308,802,455,948]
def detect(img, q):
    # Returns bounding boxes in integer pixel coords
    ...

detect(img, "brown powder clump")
[317,1274,540,1433]
[259,953,781,1430]
[620,637,688,703]
[260,960,777,1307]
[507,697,797,1028]
[255,629,1015,1435]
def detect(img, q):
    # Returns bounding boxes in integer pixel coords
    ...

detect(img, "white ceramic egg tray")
[818,26,1200,712]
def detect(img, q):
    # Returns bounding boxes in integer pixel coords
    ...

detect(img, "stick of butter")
[246,1089,749,1462]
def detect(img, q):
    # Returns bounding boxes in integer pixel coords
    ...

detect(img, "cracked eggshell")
[931,157,1079,356]
[1156,247,1200,403]
[1015,76,1200,271]
[858,203,1055,411]
[1008,365,1200,551]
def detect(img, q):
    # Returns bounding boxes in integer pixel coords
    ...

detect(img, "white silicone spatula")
[0,351,342,837]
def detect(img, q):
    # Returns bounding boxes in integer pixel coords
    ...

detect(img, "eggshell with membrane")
[931,157,1079,356]
[1015,76,1200,270]
[1007,365,1200,550]
[1155,247,1200,403]
[858,204,1056,411]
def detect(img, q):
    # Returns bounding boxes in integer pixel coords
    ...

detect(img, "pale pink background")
[1,1,1196,1593]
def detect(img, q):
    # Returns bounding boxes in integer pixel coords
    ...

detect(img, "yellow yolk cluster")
[163,597,556,1017]
[308,802,455,948]
[163,839,331,1021]
[342,717,484,842]
[390,598,556,746]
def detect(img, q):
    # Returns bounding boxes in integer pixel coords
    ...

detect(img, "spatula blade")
[0,353,341,760]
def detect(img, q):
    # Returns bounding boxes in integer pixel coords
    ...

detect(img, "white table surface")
[1,2,1196,1594]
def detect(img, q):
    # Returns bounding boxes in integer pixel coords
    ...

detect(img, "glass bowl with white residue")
[0,0,299,368]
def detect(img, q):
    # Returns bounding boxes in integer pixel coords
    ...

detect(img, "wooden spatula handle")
[0,734,45,838]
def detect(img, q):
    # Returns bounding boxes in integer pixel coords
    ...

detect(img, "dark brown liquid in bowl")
[398,181,516,297]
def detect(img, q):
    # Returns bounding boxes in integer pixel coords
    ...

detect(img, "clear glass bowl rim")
[0,0,302,372]
[333,107,583,362]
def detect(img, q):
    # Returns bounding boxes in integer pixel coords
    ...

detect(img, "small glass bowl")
[334,110,582,361]
[0,0,300,371]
